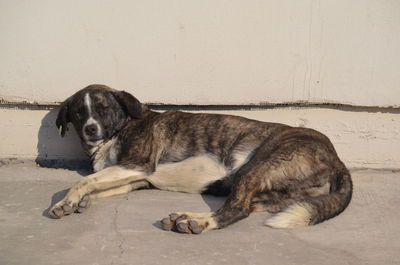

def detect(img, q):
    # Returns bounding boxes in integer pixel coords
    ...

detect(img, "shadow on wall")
[35,108,91,170]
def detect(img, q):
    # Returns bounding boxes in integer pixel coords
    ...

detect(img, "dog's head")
[56,84,143,146]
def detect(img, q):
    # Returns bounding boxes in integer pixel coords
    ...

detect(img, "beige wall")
[1,1,399,169]
[1,1,400,106]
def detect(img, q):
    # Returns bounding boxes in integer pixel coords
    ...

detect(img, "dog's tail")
[265,165,353,229]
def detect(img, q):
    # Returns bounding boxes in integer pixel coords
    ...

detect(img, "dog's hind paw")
[49,194,91,219]
[177,219,205,234]
[159,212,217,234]
[160,213,181,231]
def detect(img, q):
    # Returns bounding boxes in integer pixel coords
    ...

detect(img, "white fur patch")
[83,92,102,145]
[264,203,312,229]
[92,138,118,172]
[108,144,118,166]
[147,155,227,194]
[84,92,92,116]
[232,150,254,170]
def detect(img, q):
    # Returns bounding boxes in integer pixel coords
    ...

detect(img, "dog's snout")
[84,124,98,136]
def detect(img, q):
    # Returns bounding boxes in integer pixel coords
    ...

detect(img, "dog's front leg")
[49,166,147,219]
[90,180,151,200]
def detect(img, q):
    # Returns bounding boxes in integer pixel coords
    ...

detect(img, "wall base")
[0,107,399,169]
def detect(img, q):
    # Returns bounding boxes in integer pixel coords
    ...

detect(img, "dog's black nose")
[84,124,98,136]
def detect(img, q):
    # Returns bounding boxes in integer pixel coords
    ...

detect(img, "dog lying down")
[49,84,352,234]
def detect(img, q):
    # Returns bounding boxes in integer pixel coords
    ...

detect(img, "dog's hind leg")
[160,166,259,234]
[49,166,147,219]
[250,193,294,213]
[160,153,268,234]
[160,134,339,234]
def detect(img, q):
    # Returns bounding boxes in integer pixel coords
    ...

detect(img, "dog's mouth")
[86,139,104,146]
[84,136,104,146]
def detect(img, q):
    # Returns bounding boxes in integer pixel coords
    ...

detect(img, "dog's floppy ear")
[56,98,71,137]
[113,90,143,119]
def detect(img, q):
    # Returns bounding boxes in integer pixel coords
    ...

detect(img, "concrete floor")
[0,161,399,265]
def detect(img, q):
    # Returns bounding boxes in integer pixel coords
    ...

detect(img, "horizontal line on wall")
[1,100,400,114]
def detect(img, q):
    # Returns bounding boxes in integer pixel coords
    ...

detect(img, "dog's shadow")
[42,188,70,218]
[36,108,90,173]
[201,194,226,211]
[45,188,227,222]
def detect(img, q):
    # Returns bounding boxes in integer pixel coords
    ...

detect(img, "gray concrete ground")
[0,161,399,265]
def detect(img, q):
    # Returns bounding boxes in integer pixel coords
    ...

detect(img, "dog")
[49,84,352,234]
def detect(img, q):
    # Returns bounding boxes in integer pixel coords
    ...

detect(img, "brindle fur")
[50,84,352,233]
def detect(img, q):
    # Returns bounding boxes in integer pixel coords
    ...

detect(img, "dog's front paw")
[49,194,91,219]
[49,200,74,219]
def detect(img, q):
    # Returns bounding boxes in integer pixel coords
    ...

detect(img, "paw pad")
[49,194,91,219]
[159,213,208,234]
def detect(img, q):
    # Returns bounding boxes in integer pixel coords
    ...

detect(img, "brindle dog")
[49,84,352,234]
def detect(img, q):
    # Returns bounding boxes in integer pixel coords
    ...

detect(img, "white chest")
[91,138,119,172]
